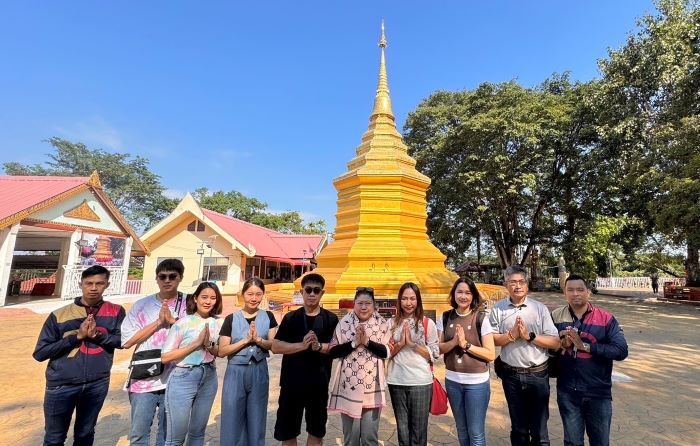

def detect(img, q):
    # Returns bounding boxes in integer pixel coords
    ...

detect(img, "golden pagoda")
[305,22,506,311]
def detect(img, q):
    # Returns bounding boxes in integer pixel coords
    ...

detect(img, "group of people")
[33,260,628,446]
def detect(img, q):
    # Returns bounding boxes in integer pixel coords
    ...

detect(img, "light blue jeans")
[164,363,218,446]
[128,389,166,446]
[220,360,270,446]
[445,378,491,446]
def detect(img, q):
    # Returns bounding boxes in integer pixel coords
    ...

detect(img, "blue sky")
[0,1,656,232]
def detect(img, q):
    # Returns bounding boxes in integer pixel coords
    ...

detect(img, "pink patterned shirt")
[121,293,188,393]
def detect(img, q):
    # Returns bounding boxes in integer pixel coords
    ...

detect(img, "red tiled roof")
[0,176,89,222]
[201,209,323,259]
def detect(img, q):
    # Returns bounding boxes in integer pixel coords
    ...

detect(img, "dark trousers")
[388,384,432,446]
[557,389,612,446]
[501,370,550,446]
[43,377,110,446]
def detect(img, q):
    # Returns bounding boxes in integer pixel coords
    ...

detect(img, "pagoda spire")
[371,19,394,119]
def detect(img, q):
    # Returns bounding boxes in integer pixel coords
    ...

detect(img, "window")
[187,220,205,232]
[245,257,261,279]
[202,257,228,281]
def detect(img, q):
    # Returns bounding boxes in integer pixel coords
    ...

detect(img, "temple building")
[140,193,326,296]
[0,173,146,306]
[305,23,506,312]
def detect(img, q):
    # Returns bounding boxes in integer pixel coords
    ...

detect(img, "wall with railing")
[61,265,127,299]
[595,277,685,289]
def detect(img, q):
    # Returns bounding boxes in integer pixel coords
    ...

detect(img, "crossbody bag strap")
[174,292,185,319]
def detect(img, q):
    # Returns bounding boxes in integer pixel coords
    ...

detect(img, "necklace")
[455,308,473,330]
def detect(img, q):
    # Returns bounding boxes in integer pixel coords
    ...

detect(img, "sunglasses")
[304,286,323,295]
[157,273,179,281]
[356,286,375,296]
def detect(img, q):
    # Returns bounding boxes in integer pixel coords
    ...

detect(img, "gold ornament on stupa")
[305,22,508,311]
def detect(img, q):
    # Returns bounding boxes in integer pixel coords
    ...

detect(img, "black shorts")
[274,385,329,441]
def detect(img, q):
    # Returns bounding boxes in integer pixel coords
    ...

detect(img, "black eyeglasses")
[304,286,323,295]
[356,286,375,296]
[157,273,179,281]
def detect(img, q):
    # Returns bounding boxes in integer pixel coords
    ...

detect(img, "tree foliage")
[404,75,601,269]
[192,188,327,235]
[3,138,326,236]
[3,137,177,231]
[597,0,700,283]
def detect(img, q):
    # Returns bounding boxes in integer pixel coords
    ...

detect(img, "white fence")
[595,276,685,289]
[62,265,127,299]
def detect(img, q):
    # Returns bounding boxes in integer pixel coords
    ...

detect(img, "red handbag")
[423,317,449,415]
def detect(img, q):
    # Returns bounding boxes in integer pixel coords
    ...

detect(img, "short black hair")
[301,272,325,288]
[156,258,185,276]
[564,274,589,289]
[449,277,481,311]
[81,265,110,281]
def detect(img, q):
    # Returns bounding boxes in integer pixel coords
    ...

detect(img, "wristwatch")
[463,341,472,352]
[351,340,358,349]
[582,342,591,353]
[527,332,536,342]
[206,341,216,349]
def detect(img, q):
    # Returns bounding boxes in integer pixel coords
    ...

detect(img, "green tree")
[404,76,600,268]
[193,187,327,235]
[597,0,700,284]
[3,137,177,231]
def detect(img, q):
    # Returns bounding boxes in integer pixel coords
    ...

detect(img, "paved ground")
[2,291,699,445]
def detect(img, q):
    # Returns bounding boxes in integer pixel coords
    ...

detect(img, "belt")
[177,361,215,369]
[502,361,548,374]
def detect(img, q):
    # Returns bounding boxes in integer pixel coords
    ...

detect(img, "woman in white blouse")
[386,282,440,446]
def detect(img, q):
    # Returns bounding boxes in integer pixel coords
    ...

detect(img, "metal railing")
[595,277,685,289]
[61,265,127,299]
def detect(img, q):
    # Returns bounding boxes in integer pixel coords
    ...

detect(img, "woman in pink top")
[161,282,223,446]
[328,287,391,446]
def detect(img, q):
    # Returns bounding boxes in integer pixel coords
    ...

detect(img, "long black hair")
[393,282,424,333]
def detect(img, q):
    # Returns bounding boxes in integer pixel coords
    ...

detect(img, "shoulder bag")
[128,292,185,381]
[423,317,448,415]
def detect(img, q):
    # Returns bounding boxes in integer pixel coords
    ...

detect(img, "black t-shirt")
[275,307,339,388]
[219,310,278,338]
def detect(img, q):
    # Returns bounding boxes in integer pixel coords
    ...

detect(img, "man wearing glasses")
[272,273,339,446]
[121,259,188,446]
[551,274,628,446]
[490,265,560,445]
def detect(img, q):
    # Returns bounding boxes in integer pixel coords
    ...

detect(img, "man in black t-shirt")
[272,273,339,446]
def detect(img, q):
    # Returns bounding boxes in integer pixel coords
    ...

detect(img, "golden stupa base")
[266,280,508,317]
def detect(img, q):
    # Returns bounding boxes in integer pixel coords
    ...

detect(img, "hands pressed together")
[77,314,101,341]
[304,330,322,352]
[561,326,585,350]
[507,315,530,342]
[159,302,177,326]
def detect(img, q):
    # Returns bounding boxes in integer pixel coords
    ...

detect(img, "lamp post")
[301,249,307,274]
[197,243,205,283]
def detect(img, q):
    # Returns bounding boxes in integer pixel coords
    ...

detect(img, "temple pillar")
[59,230,83,299]
[0,223,20,306]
